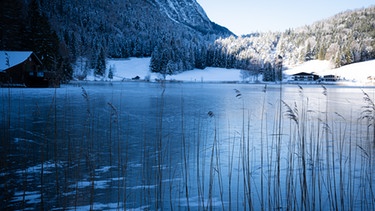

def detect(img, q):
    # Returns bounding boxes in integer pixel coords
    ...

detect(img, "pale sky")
[197,0,374,35]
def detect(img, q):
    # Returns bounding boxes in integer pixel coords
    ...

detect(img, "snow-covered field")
[77,57,375,84]
[80,57,245,82]
[327,60,375,83]
[166,67,243,82]
[285,59,375,83]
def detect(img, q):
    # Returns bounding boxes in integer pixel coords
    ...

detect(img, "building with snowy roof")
[0,51,58,87]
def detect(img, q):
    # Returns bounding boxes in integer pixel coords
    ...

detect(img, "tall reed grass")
[1,83,375,210]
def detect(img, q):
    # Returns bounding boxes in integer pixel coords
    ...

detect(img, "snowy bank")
[74,57,375,84]
[327,60,375,83]
[166,67,243,83]
[74,57,160,81]
[74,57,247,83]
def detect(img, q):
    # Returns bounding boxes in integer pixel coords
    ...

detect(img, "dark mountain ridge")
[153,0,214,33]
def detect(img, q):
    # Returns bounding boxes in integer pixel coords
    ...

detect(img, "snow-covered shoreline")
[73,57,375,85]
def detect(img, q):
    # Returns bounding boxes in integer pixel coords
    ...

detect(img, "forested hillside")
[214,6,375,81]
[280,6,375,67]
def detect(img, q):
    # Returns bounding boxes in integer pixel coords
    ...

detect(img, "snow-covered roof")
[0,51,33,72]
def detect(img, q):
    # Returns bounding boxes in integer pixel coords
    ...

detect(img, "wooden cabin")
[291,72,320,82]
[0,51,58,87]
[323,74,340,82]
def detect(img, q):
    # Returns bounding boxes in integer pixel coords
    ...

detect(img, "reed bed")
[0,83,374,210]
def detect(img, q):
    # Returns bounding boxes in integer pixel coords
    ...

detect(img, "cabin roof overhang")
[0,51,42,72]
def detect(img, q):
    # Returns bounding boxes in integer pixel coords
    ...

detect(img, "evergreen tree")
[150,45,162,73]
[305,43,313,61]
[334,52,341,68]
[166,60,176,75]
[28,0,58,69]
[275,55,283,81]
[108,65,114,80]
[317,44,326,60]
[194,46,207,69]
[95,48,106,76]
[263,62,275,81]
[345,48,353,65]
[0,0,27,50]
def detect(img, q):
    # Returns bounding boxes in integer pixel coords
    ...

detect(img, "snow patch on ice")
[95,166,113,173]
[162,178,182,183]
[128,163,142,168]
[111,177,125,181]
[128,184,157,190]
[11,191,40,204]
[14,137,40,145]
[16,161,63,174]
[71,180,110,189]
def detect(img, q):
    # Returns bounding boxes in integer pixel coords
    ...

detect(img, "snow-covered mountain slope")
[153,0,227,34]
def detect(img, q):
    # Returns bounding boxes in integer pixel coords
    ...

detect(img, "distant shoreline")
[66,79,375,88]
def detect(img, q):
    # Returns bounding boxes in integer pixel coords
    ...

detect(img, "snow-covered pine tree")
[108,65,114,80]
[95,48,106,76]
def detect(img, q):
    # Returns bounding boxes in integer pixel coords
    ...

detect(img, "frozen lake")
[1,82,375,210]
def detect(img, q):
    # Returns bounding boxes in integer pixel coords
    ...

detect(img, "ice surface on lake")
[178,196,223,207]
[2,83,375,210]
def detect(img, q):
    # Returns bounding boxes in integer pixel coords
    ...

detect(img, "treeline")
[0,0,73,82]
